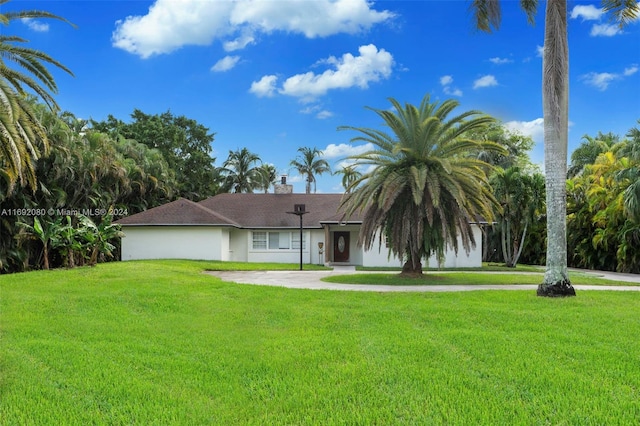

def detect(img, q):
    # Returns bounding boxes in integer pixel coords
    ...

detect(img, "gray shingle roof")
[198,193,358,228]
[116,193,363,228]
[116,198,239,226]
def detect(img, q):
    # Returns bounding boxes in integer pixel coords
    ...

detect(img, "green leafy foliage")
[91,109,218,200]
[339,94,503,274]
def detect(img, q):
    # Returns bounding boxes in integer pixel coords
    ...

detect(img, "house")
[117,181,483,268]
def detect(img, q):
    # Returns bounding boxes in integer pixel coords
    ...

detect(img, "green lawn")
[322,271,636,286]
[2,260,639,424]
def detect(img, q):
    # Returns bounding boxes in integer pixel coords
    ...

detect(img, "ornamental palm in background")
[469,0,638,297]
[289,147,331,194]
[220,147,263,193]
[0,0,74,191]
[339,95,504,275]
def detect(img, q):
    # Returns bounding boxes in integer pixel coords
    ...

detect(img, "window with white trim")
[292,232,306,250]
[252,231,306,250]
[252,232,267,250]
[269,232,290,249]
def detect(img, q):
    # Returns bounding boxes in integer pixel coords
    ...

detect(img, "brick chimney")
[274,175,293,194]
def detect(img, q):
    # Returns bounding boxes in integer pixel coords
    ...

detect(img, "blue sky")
[6,0,640,193]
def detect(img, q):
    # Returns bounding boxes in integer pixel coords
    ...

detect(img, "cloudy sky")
[7,0,640,193]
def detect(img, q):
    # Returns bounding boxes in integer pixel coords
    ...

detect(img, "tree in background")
[567,124,640,274]
[290,147,331,194]
[91,109,217,200]
[473,123,534,170]
[1,104,177,273]
[491,167,545,267]
[220,147,262,193]
[256,163,277,193]
[16,216,62,270]
[0,0,74,192]
[339,95,503,275]
[335,165,362,193]
[567,132,620,178]
[469,0,638,297]
[617,122,640,222]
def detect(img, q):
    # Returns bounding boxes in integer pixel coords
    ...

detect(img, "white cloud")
[211,55,241,72]
[580,65,637,91]
[489,57,512,65]
[570,5,604,21]
[223,32,255,51]
[300,105,334,119]
[504,118,544,145]
[473,75,498,89]
[323,142,373,159]
[256,44,393,99]
[112,0,394,58]
[570,4,633,37]
[590,23,622,36]
[536,45,544,57]
[249,75,278,97]
[112,0,234,58]
[443,86,463,97]
[21,18,49,32]
[230,0,394,37]
[440,75,453,86]
[581,72,619,91]
[440,75,462,97]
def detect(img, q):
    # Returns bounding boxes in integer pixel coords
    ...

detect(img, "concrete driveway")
[205,266,640,292]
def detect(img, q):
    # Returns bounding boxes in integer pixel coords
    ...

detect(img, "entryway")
[333,231,350,263]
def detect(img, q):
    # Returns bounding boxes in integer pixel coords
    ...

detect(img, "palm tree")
[1,1,74,191]
[221,147,262,193]
[290,147,331,194]
[617,122,640,222]
[491,167,545,267]
[470,0,638,297]
[336,165,362,193]
[257,163,277,193]
[339,94,504,276]
[568,133,620,178]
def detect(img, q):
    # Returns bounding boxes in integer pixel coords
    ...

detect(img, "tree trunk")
[67,248,75,268]
[539,0,575,297]
[401,259,423,277]
[43,244,50,270]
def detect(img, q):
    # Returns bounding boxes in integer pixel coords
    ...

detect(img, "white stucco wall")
[426,225,483,268]
[360,225,483,268]
[121,226,223,261]
[228,229,248,262]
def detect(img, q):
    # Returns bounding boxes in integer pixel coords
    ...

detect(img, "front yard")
[1,260,639,424]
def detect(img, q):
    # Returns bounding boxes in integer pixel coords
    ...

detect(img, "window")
[252,231,306,250]
[252,232,267,250]
[269,232,290,250]
[291,232,306,250]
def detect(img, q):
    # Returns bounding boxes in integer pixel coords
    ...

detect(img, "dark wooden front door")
[334,232,350,262]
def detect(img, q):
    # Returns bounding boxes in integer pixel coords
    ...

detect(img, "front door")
[334,232,350,262]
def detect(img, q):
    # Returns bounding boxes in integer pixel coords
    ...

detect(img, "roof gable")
[116,198,239,226]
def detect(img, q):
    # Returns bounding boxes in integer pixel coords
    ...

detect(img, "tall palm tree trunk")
[538,0,576,297]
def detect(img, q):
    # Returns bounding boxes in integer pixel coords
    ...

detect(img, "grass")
[2,260,640,424]
[202,260,331,271]
[322,271,636,286]
[357,262,544,273]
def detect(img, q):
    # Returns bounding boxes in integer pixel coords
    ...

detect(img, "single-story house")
[117,181,483,268]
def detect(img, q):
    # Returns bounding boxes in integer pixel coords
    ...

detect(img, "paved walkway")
[205,266,640,292]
